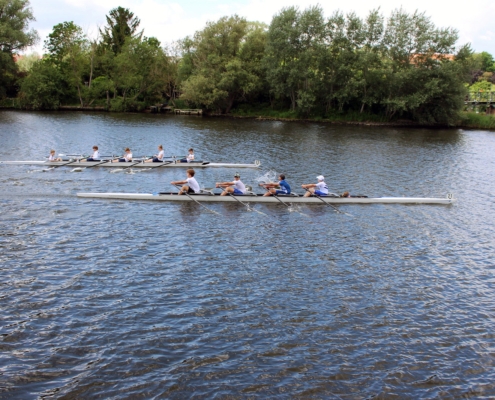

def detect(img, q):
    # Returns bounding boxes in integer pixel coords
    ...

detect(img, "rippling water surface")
[1,111,494,398]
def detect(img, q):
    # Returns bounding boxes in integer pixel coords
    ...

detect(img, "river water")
[0,111,494,399]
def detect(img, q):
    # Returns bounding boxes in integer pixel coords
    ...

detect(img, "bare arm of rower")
[215,181,234,188]
[171,179,187,185]
[301,184,317,189]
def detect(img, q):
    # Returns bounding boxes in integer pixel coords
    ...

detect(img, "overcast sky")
[26,0,495,55]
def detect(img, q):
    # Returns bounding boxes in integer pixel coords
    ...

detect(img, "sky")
[26,0,495,55]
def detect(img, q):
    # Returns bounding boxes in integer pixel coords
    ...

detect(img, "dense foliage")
[0,0,37,97]
[4,3,495,124]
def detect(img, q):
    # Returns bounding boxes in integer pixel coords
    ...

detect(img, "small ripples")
[1,112,495,398]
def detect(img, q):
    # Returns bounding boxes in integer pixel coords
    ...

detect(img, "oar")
[259,184,309,217]
[173,184,220,215]
[303,188,352,217]
[77,159,111,170]
[219,185,268,216]
[259,183,291,208]
[149,160,174,169]
[45,156,84,170]
[120,157,151,171]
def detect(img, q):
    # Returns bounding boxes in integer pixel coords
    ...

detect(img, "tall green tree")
[381,8,462,123]
[44,22,89,107]
[19,59,66,109]
[99,7,141,54]
[0,0,38,97]
[355,9,386,113]
[263,6,326,114]
[180,15,265,113]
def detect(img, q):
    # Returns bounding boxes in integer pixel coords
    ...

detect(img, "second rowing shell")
[77,192,456,205]
[0,160,261,168]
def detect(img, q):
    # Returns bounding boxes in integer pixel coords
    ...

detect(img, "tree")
[355,9,386,113]
[264,6,326,114]
[0,0,38,97]
[99,7,141,54]
[108,36,170,111]
[16,51,40,72]
[44,22,89,107]
[19,59,67,109]
[381,8,463,123]
[180,15,265,113]
[470,51,495,73]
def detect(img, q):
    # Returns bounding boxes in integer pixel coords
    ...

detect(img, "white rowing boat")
[0,160,261,168]
[76,192,456,204]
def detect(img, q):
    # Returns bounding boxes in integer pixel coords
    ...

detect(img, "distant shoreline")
[1,106,493,130]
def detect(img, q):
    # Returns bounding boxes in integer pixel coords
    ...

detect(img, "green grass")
[458,112,495,130]
[231,104,389,123]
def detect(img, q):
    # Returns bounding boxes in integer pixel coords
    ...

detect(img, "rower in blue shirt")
[260,174,291,196]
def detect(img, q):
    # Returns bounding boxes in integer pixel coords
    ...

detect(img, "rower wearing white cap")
[302,175,329,197]
[216,172,246,196]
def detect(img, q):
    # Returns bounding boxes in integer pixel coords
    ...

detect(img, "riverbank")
[2,101,494,130]
[222,110,495,130]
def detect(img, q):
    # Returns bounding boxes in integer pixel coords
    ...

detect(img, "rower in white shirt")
[179,148,194,163]
[113,147,132,162]
[82,146,100,162]
[146,145,165,163]
[216,172,246,196]
[302,175,330,197]
[171,169,201,195]
[48,149,62,162]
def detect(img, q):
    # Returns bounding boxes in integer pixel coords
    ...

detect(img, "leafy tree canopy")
[99,6,142,54]
[0,0,38,97]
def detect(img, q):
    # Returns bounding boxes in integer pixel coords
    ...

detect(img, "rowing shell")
[0,160,261,168]
[76,192,456,204]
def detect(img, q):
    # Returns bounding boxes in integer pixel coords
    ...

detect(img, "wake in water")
[28,168,51,173]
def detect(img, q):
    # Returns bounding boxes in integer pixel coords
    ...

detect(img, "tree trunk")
[225,93,236,114]
[89,55,94,88]
[290,90,296,111]
[77,84,83,107]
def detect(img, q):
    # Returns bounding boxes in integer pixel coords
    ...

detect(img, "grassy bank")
[230,105,392,124]
[458,112,495,130]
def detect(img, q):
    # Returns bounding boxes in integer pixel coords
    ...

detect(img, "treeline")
[2,1,495,124]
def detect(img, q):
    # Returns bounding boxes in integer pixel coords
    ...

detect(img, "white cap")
[317,175,324,181]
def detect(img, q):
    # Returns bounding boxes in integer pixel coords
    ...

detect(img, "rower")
[48,149,62,162]
[81,146,100,162]
[171,169,200,195]
[113,147,132,162]
[302,175,329,197]
[179,148,194,163]
[260,173,291,197]
[216,172,246,196]
[145,145,165,163]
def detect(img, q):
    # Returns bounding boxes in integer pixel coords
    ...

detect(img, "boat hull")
[0,160,261,168]
[76,192,456,204]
